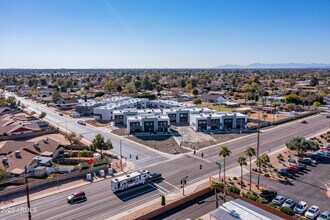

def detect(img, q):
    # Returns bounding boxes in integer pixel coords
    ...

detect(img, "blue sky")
[0,0,330,68]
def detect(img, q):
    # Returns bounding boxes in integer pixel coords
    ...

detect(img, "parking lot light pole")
[120,140,123,171]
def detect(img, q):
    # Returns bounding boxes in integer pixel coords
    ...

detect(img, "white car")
[305,205,320,219]
[272,195,286,206]
[294,201,308,214]
[317,211,330,220]
[282,198,295,208]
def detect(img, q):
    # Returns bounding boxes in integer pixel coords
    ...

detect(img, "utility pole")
[120,140,123,171]
[25,166,32,220]
[257,107,261,188]
[215,162,221,180]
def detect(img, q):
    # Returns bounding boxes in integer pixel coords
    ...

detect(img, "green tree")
[286,136,319,156]
[64,132,82,145]
[192,89,199,97]
[309,77,319,86]
[210,180,223,208]
[245,147,256,191]
[39,112,47,119]
[313,101,321,107]
[0,168,6,181]
[90,134,113,154]
[193,98,202,105]
[285,93,301,104]
[237,156,247,188]
[52,90,61,103]
[219,144,232,201]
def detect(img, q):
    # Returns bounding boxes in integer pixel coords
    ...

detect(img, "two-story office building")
[113,109,162,126]
[190,112,247,132]
[127,115,170,134]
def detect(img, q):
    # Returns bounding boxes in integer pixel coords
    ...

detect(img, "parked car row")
[269,193,329,220]
[278,162,308,179]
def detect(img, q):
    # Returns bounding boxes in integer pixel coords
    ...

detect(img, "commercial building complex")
[75,97,247,134]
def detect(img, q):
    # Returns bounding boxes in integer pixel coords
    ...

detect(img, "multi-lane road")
[1,93,330,219]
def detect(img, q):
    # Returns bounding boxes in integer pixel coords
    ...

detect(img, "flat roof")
[209,199,284,220]
[111,170,149,182]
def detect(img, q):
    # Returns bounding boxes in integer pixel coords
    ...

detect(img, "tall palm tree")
[210,180,223,208]
[255,157,263,188]
[219,144,232,201]
[237,156,247,188]
[245,147,256,191]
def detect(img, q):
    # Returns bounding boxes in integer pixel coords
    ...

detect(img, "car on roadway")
[67,191,87,204]
[148,172,162,181]
[282,198,296,209]
[305,205,320,219]
[317,211,330,220]
[294,201,308,215]
[77,120,86,125]
[301,120,308,124]
[272,195,286,206]
[298,158,317,165]
[260,189,277,201]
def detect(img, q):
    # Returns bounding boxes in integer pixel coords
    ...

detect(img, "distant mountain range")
[215,63,330,69]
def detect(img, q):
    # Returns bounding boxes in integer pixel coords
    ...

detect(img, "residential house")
[201,94,227,104]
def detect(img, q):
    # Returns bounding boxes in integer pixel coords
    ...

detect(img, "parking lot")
[247,157,330,211]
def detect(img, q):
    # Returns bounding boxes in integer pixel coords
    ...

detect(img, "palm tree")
[245,147,256,191]
[255,157,263,188]
[219,144,231,201]
[210,180,223,208]
[256,153,270,188]
[237,156,247,188]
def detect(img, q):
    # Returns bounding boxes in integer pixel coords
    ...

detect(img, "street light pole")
[256,107,261,188]
[25,166,32,220]
[120,140,123,171]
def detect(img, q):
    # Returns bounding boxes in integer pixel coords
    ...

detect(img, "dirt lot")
[127,136,190,154]
[85,119,113,127]
[111,128,128,136]
[182,133,247,150]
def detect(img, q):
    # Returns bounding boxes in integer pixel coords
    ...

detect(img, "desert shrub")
[280,206,294,216]
[268,202,277,208]
[258,198,269,204]
[226,185,240,195]
[264,173,270,177]
[233,177,238,180]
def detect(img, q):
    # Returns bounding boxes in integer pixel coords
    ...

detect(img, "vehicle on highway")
[317,211,330,220]
[260,190,277,201]
[282,198,296,208]
[77,120,86,125]
[298,158,317,165]
[111,170,161,193]
[272,195,286,206]
[301,120,308,124]
[305,205,320,219]
[278,170,294,178]
[67,191,87,204]
[294,201,308,215]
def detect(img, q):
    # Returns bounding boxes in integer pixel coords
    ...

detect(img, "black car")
[295,163,307,170]
[309,154,324,161]
[260,190,277,201]
[298,158,317,165]
[278,170,294,179]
